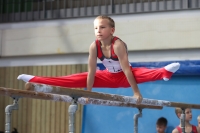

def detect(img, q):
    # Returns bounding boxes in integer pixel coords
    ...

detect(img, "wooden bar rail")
[24,83,200,109]
[0,87,162,109]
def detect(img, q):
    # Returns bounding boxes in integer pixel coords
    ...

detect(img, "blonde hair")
[175,107,182,117]
[197,115,200,121]
[95,15,115,28]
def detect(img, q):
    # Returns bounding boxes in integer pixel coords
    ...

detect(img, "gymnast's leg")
[115,63,180,87]
[132,62,180,83]
[17,70,118,88]
[17,62,180,88]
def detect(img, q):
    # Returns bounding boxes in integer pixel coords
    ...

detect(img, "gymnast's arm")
[87,42,97,91]
[113,40,142,104]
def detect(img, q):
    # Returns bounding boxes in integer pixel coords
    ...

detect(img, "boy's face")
[156,125,166,133]
[198,120,200,127]
[94,18,115,41]
[185,108,192,121]
[177,108,192,121]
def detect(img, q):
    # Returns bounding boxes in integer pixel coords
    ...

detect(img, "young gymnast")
[156,117,168,133]
[172,108,200,133]
[17,15,180,104]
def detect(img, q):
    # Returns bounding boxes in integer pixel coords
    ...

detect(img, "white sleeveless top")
[96,36,131,73]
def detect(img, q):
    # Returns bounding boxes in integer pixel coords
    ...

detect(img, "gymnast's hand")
[85,97,90,104]
[133,92,143,104]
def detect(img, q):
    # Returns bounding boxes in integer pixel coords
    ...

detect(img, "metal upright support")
[68,98,78,133]
[180,108,186,133]
[134,108,142,133]
[5,97,19,133]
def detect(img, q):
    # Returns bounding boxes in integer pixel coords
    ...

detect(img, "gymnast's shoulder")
[113,39,127,53]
